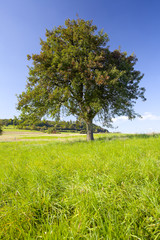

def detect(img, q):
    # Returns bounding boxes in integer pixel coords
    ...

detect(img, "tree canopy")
[17,18,146,140]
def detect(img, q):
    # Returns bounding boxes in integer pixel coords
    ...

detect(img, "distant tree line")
[0,118,108,134]
[0,121,2,135]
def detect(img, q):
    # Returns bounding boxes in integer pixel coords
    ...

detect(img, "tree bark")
[86,120,94,141]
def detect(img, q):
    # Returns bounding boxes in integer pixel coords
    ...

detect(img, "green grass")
[20,135,85,140]
[1,134,160,239]
[2,125,36,132]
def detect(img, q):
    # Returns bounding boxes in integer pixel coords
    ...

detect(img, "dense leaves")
[17,18,145,140]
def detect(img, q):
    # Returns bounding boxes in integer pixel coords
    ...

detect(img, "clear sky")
[1,0,160,133]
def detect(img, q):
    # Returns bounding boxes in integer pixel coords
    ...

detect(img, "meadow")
[0,130,160,239]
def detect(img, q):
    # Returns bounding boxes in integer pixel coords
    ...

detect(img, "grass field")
[0,131,160,239]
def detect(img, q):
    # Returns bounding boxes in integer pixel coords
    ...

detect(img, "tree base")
[86,121,94,141]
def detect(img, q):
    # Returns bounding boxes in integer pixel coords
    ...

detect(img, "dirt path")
[0,131,82,142]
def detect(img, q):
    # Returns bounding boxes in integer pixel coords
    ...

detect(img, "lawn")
[0,133,160,239]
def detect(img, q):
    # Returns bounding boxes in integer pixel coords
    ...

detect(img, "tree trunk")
[86,120,94,141]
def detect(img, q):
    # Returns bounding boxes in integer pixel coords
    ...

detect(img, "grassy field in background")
[1,133,160,239]
[2,125,35,132]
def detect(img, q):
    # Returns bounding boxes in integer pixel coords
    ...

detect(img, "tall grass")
[0,135,160,239]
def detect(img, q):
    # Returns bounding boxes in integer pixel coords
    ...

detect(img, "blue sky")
[0,0,160,133]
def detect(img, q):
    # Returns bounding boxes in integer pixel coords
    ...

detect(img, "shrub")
[80,130,86,134]
[47,127,60,134]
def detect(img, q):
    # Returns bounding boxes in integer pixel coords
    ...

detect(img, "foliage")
[0,134,160,239]
[17,18,145,140]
